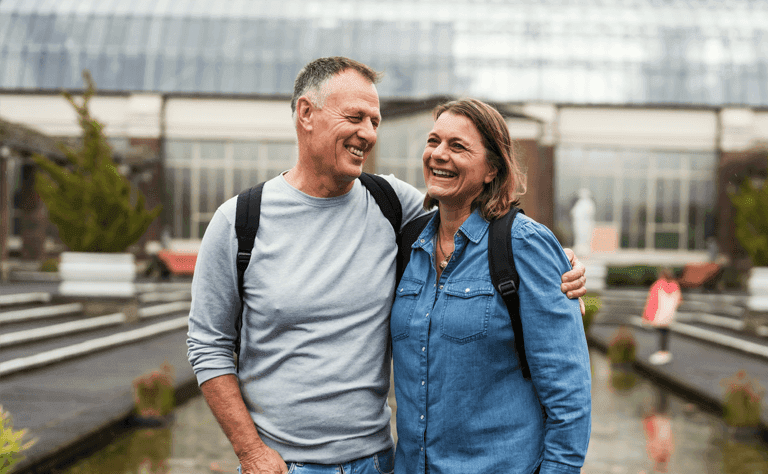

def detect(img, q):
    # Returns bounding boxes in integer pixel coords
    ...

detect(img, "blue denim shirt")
[391,209,591,474]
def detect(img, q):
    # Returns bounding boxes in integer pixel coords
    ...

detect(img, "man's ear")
[296,96,314,132]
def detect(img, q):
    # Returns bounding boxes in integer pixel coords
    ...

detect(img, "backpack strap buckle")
[498,280,517,297]
[237,251,251,268]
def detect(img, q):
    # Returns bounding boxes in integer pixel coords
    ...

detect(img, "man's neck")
[283,166,356,198]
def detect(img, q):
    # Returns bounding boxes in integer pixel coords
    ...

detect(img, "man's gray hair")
[291,57,382,123]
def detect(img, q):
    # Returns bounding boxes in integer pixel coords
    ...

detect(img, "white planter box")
[747,267,768,312]
[59,252,137,298]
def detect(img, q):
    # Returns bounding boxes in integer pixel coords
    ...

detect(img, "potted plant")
[729,155,768,319]
[33,71,161,299]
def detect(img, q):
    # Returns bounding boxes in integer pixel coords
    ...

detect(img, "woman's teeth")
[433,169,456,177]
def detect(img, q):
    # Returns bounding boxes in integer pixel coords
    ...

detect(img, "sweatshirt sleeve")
[186,199,242,385]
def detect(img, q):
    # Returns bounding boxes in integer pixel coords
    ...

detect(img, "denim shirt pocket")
[391,278,423,341]
[440,279,494,344]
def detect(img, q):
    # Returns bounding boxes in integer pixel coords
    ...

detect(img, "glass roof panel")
[0,49,22,88]
[0,0,767,106]
[0,13,15,50]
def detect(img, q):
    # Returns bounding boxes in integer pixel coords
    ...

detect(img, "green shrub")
[582,293,601,333]
[607,326,636,364]
[721,370,764,428]
[38,257,59,273]
[132,362,175,419]
[33,70,161,253]
[729,157,768,267]
[1,405,36,472]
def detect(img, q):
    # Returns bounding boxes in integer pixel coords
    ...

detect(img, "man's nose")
[357,119,377,144]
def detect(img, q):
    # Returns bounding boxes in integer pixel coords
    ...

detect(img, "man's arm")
[200,375,288,474]
[561,248,587,316]
[187,205,286,474]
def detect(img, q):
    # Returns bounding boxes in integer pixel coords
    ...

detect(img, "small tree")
[1,405,36,472]
[33,71,161,253]
[729,155,768,267]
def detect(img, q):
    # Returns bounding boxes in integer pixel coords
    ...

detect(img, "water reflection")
[587,348,768,473]
[59,396,239,474]
[58,349,768,474]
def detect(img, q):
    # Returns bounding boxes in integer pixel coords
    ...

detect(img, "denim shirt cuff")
[539,459,583,474]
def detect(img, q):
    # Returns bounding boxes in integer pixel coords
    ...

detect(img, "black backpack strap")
[233,182,265,372]
[488,207,530,379]
[358,172,402,235]
[396,211,436,285]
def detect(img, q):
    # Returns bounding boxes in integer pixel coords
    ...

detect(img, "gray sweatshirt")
[187,173,425,463]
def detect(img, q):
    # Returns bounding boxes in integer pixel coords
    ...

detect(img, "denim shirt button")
[422,347,425,351]
[465,288,470,293]
[420,415,424,420]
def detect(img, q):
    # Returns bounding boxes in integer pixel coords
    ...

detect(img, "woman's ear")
[484,165,498,184]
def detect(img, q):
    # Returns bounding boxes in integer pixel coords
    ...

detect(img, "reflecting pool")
[58,348,768,473]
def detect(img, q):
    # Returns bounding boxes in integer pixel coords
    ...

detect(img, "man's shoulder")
[375,174,421,197]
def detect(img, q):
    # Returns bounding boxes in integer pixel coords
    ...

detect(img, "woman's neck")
[438,204,472,238]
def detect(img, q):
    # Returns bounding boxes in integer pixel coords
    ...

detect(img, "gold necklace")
[437,229,453,270]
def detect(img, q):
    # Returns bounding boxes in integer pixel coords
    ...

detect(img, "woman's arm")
[513,219,592,474]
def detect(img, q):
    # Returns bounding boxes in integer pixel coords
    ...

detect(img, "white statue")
[570,188,596,256]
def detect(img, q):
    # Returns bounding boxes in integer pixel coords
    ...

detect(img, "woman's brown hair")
[423,98,527,220]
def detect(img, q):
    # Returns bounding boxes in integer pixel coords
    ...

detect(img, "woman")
[642,268,682,365]
[391,99,591,474]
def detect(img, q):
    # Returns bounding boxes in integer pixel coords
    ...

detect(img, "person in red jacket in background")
[643,268,682,365]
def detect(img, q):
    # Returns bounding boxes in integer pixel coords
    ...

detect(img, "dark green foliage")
[605,265,683,287]
[729,158,768,267]
[33,71,161,253]
[606,265,659,287]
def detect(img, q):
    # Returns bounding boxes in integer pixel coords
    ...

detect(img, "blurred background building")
[1,0,767,265]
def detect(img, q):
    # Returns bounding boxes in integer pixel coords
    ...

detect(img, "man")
[187,57,587,474]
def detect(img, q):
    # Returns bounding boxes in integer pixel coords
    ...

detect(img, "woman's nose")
[431,142,448,161]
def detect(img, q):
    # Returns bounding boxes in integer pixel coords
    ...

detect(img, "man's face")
[307,69,381,183]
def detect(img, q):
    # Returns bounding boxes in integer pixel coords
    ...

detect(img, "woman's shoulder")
[510,212,551,239]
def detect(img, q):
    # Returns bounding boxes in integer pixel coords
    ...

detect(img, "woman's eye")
[452,143,465,150]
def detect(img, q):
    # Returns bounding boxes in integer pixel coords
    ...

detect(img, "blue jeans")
[238,448,394,474]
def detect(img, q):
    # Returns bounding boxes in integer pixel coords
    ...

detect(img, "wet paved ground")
[53,348,768,474]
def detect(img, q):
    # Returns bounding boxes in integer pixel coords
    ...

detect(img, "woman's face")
[422,112,497,211]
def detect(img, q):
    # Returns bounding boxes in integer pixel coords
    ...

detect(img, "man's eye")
[427,138,439,145]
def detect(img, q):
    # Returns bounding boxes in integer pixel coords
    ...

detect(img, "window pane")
[166,140,194,165]
[232,141,258,162]
[621,178,647,249]
[199,141,225,161]
[655,232,679,250]
[655,178,681,224]
[265,142,296,166]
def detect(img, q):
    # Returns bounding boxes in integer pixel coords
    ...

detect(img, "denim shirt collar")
[413,207,489,250]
